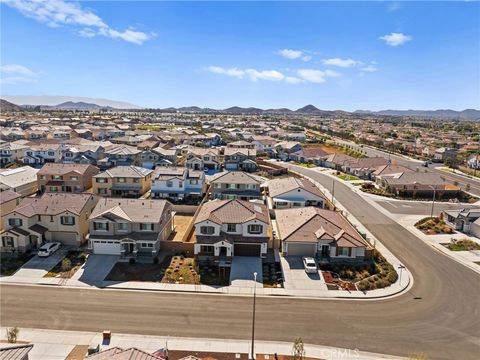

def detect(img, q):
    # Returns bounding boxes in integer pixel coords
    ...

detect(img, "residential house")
[321,153,355,170]
[0,166,39,196]
[342,157,389,179]
[379,172,461,199]
[194,199,270,260]
[99,145,142,168]
[274,141,302,160]
[0,344,34,360]
[275,207,373,262]
[227,140,255,149]
[61,144,105,165]
[209,171,263,200]
[289,148,329,165]
[372,164,414,184]
[38,163,99,193]
[151,167,205,202]
[185,147,221,171]
[0,142,29,167]
[1,193,98,252]
[0,189,22,231]
[23,143,65,166]
[190,133,221,147]
[83,346,163,360]
[93,166,153,197]
[443,208,480,237]
[266,177,327,211]
[151,147,178,167]
[224,147,258,172]
[467,154,480,170]
[88,198,173,258]
[434,147,458,163]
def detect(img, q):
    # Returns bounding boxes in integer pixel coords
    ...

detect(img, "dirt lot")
[169,215,194,241]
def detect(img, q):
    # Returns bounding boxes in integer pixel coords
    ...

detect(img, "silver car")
[302,257,318,273]
[37,242,61,257]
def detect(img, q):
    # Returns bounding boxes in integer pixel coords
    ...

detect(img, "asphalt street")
[1,165,480,359]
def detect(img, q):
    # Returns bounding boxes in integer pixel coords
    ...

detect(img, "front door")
[321,245,329,256]
[129,243,134,253]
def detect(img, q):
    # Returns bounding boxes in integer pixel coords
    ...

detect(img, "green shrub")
[61,258,72,272]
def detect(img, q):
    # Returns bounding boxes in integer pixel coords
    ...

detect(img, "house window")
[70,176,79,181]
[8,218,22,227]
[74,186,82,192]
[166,181,173,188]
[49,186,58,192]
[140,223,154,231]
[2,236,14,247]
[53,175,63,180]
[94,222,109,231]
[214,183,220,189]
[97,188,107,195]
[38,215,41,221]
[227,183,237,189]
[117,222,128,232]
[246,184,257,190]
[338,247,350,256]
[116,177,126,183]
[141,242,154,248]
[226,224,236,232]
[248,224,262,234]
[133,178,140,183]
[190,179,198,185]
[48,151,54,156]
[39,175,46,180]
[200,245,214,254]
[61,216,75,225]
[200,226,215,235]
[96,178,107,183]
[179,181,183,188]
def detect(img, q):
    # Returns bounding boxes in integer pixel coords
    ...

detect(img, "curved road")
[1,166,480,359]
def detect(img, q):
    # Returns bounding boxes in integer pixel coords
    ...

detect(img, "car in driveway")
[37,242,61,257]
[302,257,317,273]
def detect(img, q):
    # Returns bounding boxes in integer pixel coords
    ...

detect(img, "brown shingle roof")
[195,199,269,225]
[8,193,96,217]
[267,177,326,199]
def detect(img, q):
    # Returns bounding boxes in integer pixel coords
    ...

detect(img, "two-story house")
[0,166,39,196]
[0,142,29,167]
[38,163,99,193]
[265,177,327,211]
[61,144,105,165]
[0,189,22,232]
[184,147,221,171]
[151,167,206,203]
[88,198,173,258]
[1,193,98,252]
[275,207,373,262]
[194,199,270,260]
[22,143,65,166]
[224,147,258,172]
[209,171,263,200]
[99,145,142,168]
[93,166,153,198]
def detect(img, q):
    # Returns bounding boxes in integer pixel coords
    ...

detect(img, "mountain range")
[1,96,479,120]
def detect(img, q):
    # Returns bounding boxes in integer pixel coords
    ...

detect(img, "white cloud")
[0,64,39,84]
[301,55,312,62]
[205,66,245,78]
[3,0,154,45]
[297,68,340,83]
[322,58,357,68]
[278,49,303,59]
[245,69,285,82]
[285,76,305,84]
[380,32,412,47]
[360,65,378,73]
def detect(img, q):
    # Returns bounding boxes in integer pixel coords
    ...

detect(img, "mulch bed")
[321,271,357,291]
[105,263,166,282]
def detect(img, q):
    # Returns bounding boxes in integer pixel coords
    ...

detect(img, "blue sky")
[1,1,479,110]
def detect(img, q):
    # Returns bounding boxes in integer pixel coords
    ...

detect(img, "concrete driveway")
[281,256,328,292]
[229,256,263,288]
[71,254,119,285]
[12,250,66,280]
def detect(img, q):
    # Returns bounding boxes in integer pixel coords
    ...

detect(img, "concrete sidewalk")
[0,327,406,360]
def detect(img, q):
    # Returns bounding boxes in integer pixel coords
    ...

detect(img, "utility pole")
[331,179,335,203]
[250,272,258,360]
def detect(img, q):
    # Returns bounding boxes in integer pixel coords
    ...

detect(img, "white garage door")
[286,242,317,257]
[93,241,121,255]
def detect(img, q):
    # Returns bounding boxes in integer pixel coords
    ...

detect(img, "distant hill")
[295,104,321,113]
[2,95,142,109]
[43,101,113,110]
[0,99,24,112]
[355,109,480,120]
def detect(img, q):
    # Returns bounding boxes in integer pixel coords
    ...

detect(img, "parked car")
[302,257,317,273]
[38,242,61,257]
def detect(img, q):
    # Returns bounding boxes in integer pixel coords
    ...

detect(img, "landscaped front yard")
[336,172,360,181]
[262,258,283,288]
[0,253,34,276]
[105,254,230,286]
[444,239,480,251]
[415,217,454,235]
[44,250,88,278]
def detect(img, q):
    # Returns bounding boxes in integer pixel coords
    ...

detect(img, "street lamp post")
[251,272,258,360]
[429,185,436,218]
[331,179,335,203]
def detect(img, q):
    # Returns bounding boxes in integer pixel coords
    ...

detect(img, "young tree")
[292,337,305,360]
[6,327,19,343]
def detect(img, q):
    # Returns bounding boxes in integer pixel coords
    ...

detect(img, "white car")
[303,257,318,274]
[37,242,61,257]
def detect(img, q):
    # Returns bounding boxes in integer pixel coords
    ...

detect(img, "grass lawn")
[44,250,88,278]
[337,173,360,181]
[0,253,34,276]
[296,163,317,168]
[447,239,480,251]
[415,217,454,235]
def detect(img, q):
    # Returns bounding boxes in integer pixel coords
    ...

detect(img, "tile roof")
[0,343,34,360]
[209,171,263,185]
[267,177,326,199]
[0,166,39,189]
[0,189,22,204]
[90,198,171,223]
[8,193,96,217]
[94,166,153,179]
[275,207,371,248]
[85,346,164,360]
[38,163,99,176]
[195,199,269,225]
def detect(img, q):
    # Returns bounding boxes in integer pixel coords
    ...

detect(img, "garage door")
[286,242,317,257]
[93,241,121,255]
[234,243,261,256]
[51,232,78,246]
